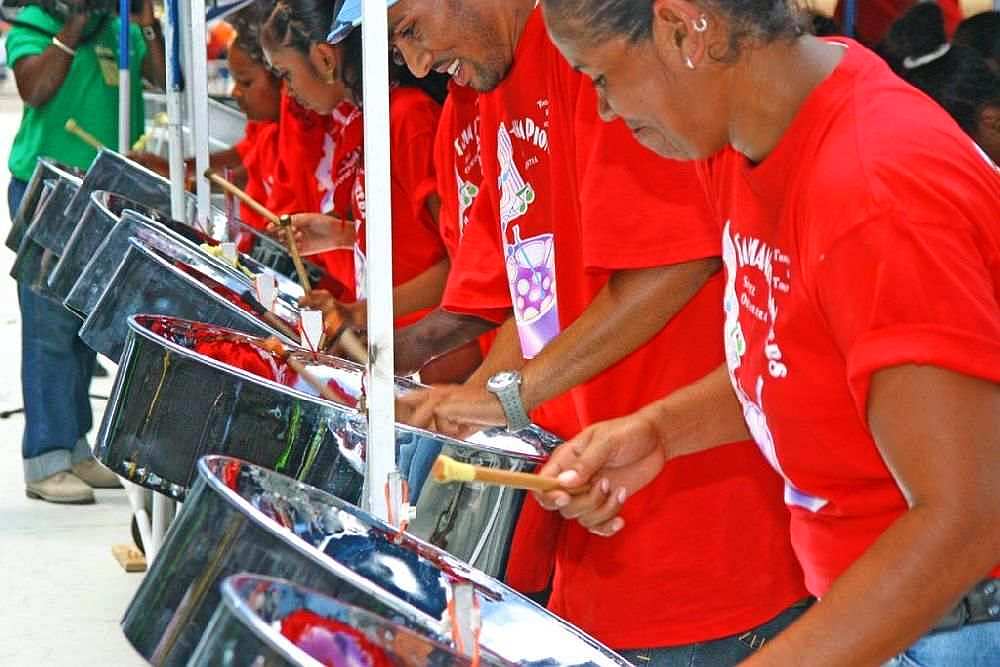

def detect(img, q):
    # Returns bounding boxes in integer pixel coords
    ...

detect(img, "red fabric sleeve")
[390,88,442,233]
[441,186,511,323]
[574,84,719,271]
[815,214,1000,421]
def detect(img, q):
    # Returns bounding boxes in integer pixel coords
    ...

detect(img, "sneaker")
[72,458,123,489]
[26,472,96,504]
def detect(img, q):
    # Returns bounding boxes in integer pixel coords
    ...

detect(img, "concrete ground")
[0,76,146,665]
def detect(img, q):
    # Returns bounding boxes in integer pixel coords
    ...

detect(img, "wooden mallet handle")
[204,168,277,225]
[432,455,591,496]
[276,214,313,296]
[65,118,104,151]
[260,337,342,403]
[204,169,313,295]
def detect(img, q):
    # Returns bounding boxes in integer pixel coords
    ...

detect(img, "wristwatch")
[486,370,532,433]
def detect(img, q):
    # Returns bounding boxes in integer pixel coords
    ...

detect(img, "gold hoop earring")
[694,15,709,33]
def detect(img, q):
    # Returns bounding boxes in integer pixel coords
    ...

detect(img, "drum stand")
[123,481,176,563]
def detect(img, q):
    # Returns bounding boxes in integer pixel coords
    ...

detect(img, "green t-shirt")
[6,8,147,181]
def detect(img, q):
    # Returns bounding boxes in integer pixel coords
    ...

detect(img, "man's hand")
[534,409,666,536]
[396,383,505,439]
[268,213,355,256]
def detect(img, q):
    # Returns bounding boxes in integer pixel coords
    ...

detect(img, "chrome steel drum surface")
[78,239,296,362]
[5,158,84,252]
[124,456,626,667]
[9,174,82,298]
[97,315,557,578]
[61,191,303,316]
[96,315,365,503]
[53,149,327,289]
[190,574,478,667]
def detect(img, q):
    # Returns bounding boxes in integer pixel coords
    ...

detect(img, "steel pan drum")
[78,240,297,362]
[50,149,327,289]
[123,456,626,667]
[61,191,304,316]
[9,173,82,297]
[5,158,84,252]
[96,315,555,578]
[190,574,477,667]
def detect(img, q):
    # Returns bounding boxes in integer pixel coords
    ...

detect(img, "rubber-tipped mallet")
[259,337,342,403]
[65,118,104,151]
[203,168,314,294]
[431,454,591,495]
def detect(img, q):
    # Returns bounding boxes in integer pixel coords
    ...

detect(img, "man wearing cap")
[338,0,815,661]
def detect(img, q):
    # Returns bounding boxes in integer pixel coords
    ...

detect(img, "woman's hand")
[267,213,355,256]
[534,409,667,536]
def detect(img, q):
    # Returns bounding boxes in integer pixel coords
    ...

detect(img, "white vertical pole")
[361,0,396,523]
[117,0,130,153]
[164,0,187,221]
[189,0,213,236]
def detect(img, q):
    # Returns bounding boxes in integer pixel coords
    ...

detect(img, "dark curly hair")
[541,0,802,61]
[262,0,447,106]
[230,1,278,71]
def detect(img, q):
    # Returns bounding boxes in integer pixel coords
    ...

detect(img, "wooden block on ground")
[112,544,147,572]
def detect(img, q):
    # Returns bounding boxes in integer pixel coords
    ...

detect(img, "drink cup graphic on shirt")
[455,167,479,238]
[506,226,559,359]
[497,123,536,224]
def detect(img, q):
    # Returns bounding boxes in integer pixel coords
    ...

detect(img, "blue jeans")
[619,598,813,667]
[397,433,442,504]
[884,621,1000,666]
[9,177,96,482]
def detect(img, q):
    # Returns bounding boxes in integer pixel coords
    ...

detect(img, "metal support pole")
[189,0,213,236]
[361,0,397,524]
[117,0,130,153]
[165,0,187,221]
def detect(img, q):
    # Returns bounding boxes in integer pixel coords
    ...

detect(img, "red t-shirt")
[234,120,280,232]
[313,101,364,295]
[835,0,961,45]
[348,86,447,327]
[444,8,807,649]
[267,88,329,216]
[698,40,1000,596]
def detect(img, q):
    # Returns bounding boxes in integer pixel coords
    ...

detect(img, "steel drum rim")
[196,455,449,634]
[128,314,551,462]
[217,573,470,667]
[215,574,328,667]
[125,313,361,413]
[109,239,297,345]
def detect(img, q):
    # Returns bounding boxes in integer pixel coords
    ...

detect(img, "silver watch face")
[487,370,518,392]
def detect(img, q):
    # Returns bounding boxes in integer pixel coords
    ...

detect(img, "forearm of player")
[520,259,720,412]
[392,259,450,319]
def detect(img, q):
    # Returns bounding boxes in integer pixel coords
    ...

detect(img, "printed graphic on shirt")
[722,221,828,512]
[497,119,559,359]
[353,174,367,300]
[456,170,479,238]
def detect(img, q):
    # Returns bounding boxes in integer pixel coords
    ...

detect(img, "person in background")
[534,0,999,664]
[952,10,999,70]
[835,0,962,46]
[131,19,283,233]
[6,0,165,504]
[884,3,1000,162]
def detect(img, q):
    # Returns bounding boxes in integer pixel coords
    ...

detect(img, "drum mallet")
[432,455,592,495]
[203,168,313,294]
[322,308,370,365]
[260,337,344,404]
[65,118,105,151]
